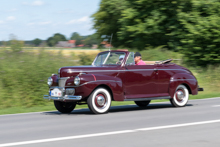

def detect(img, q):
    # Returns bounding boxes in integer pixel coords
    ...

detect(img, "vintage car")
[44,50,203,114]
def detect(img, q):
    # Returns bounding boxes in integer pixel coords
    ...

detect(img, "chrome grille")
[65,88,75,95]
[58,77,69,88]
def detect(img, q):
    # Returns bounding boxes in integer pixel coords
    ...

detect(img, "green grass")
[0,47,219,115]
[2,95,220,115]
[0,49,77,109]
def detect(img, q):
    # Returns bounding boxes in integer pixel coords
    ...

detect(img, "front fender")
[169,73,198,98]
[67,74,124,101]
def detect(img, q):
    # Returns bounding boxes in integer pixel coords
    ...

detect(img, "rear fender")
[169,73,198,98]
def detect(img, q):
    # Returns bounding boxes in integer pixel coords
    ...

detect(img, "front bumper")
[44,86,82,101]
[43,95,82,101]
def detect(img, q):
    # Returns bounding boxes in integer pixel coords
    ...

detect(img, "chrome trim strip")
[43,95,82,101]
[103,52,111,64]
[124,52,135,66]
[124,96,171,101]
[92,51,110,66]
[170,79,197,82]
[69,80,122,87]
[50,80,122,88]
[67,69,188,73]
[49,87,65,90]
[59,77,70,80]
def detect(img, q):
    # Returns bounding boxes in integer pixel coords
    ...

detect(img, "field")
[0,47,219,115]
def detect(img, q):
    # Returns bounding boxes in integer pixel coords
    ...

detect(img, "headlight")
[47,77,53,86]
[74,76,80,86]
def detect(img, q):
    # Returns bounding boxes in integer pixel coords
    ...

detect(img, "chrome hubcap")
[97,96,105,106]
[176,90,185,101]
[95,94,106,108]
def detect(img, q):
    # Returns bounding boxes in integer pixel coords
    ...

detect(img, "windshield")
[93,52,126,66]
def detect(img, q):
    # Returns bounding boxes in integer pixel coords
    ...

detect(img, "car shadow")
[43,103,193,116]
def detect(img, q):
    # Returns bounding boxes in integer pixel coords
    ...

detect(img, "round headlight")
[47,77,53,86]
[74,76,80,86]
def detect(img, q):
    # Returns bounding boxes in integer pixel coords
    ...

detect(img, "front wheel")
[87,88,112,114]
[170,85,189,107]
[135,101,151,107]
[54,101,76,113]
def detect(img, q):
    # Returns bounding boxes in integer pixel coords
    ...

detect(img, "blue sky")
[0,0,101,41]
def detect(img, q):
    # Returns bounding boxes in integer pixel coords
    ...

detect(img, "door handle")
[154,68,158,72]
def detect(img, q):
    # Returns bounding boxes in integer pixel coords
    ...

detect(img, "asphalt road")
[0,98,220,147]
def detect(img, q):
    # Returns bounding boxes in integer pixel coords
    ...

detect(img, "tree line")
[36,32,101,47]
[0,32,101,48]
[92,0,220,66]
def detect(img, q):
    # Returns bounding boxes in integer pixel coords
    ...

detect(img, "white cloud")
[7,16,15,21]
[66,16,89,24]
[0,21,5,24]
[67,20,77,24]
[27,21,51,26]
[32,1,44,6]
[78,16,89,22]
[39,21,51,25]
[22,1,44,6]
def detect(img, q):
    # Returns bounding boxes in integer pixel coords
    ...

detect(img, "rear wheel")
[87,88,111,114]
[54,101,76,113]
[135,100,151,107]
[170,85,189,107]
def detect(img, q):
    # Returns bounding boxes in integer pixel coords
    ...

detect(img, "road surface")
[0,98,220,147]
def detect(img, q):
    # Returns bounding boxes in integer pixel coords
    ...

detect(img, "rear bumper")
[43,95,82,101]
[198,88,204,91]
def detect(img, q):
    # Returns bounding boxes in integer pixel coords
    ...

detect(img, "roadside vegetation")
[0,47,219,115]
[0,49,76,111]
[0,0,220,114]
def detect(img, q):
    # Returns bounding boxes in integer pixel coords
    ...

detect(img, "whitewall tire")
[170,85,189,107]
[87,88,112,114]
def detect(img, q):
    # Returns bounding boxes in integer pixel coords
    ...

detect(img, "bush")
[0,50,76,108]
[10,39,24,52]
[78,53,96,65]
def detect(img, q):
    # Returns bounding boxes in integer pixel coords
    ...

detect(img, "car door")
[122,52,158,99]
[156,64,174,95]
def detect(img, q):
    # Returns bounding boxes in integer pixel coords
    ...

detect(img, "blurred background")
[0,0,219,114]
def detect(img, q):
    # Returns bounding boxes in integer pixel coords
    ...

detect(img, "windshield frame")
[92,51,127,66]
[125,52,135,66]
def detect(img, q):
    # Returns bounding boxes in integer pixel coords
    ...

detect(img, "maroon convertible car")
[44,50,203,114]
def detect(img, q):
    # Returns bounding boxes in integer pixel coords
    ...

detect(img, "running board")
[124,96,171,101]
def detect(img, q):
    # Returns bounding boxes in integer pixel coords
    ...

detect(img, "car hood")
[59,65,119,77]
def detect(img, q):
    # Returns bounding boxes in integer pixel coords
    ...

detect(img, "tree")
[92,0,220,66]
[46,33,67,47]
[9,34,24,52]
[84,34,101,47]
[177,1,220,66]
[70,32,82,45]
[70,32,81,40]
[92,0,187,50]
[32,38,42,46]
[92,0,128,48]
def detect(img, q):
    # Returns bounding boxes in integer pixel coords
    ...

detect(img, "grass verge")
[1,94,219,115]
